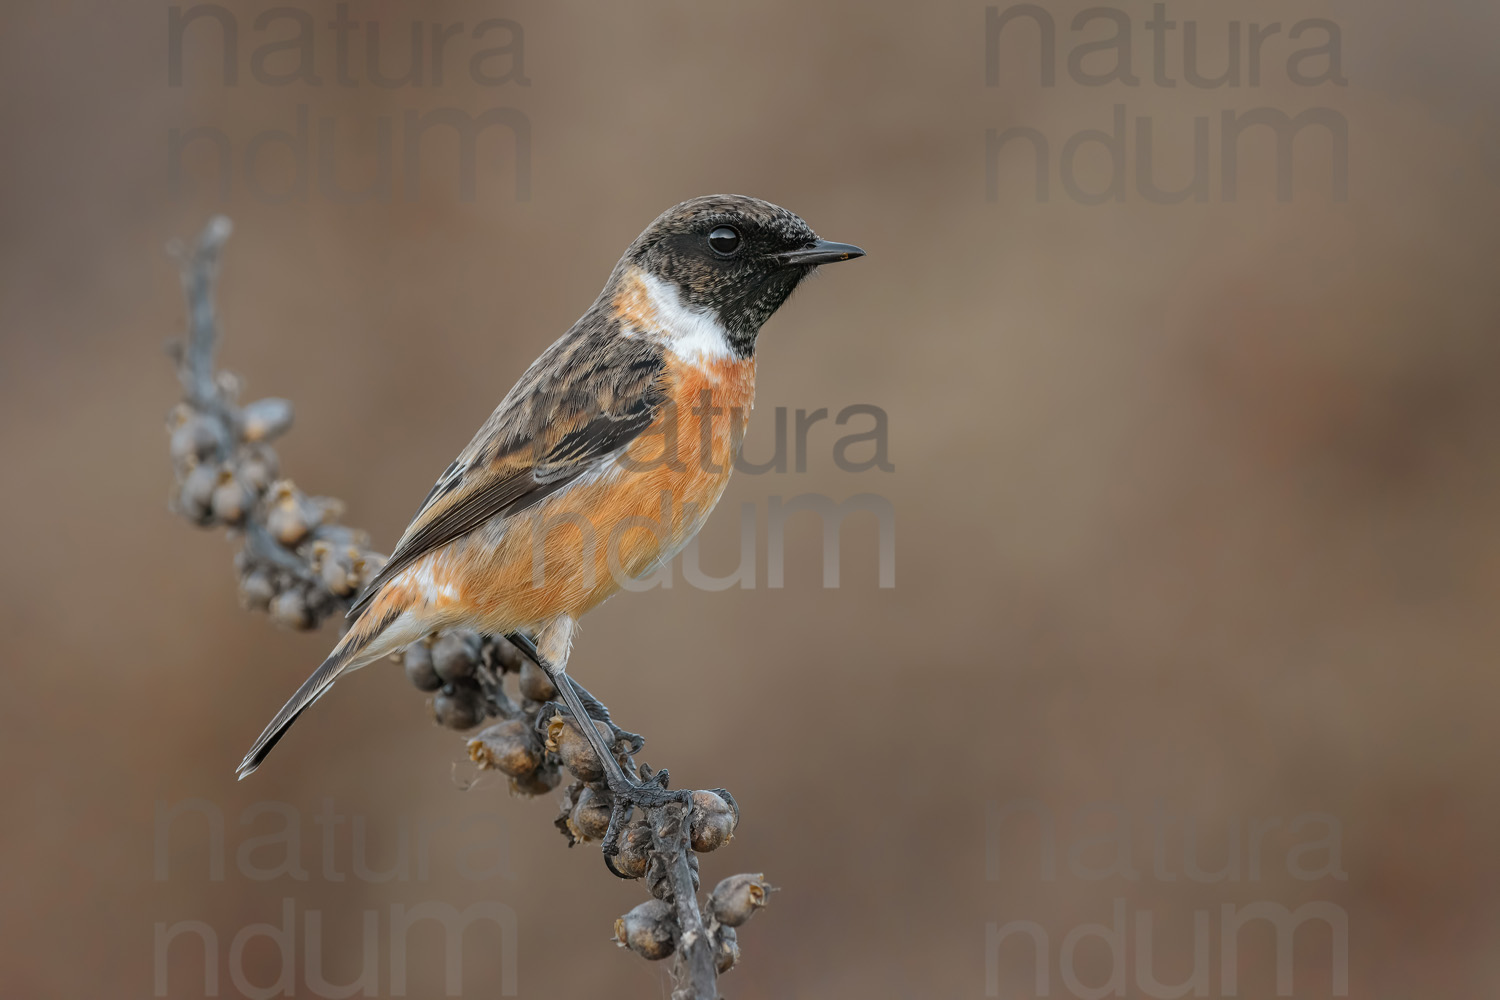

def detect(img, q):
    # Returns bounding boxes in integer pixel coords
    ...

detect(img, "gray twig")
[655,800,718,998]
[170,216,233,413]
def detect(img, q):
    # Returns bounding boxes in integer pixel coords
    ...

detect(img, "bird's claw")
[600,767,686,859]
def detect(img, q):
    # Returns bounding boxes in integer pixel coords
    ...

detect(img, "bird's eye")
[708,225,741,256]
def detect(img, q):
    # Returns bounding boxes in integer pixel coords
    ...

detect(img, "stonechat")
[237,194,865,788]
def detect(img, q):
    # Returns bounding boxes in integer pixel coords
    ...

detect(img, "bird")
[236,194,865,794]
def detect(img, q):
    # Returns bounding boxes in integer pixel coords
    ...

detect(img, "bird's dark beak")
[771,240,866,267]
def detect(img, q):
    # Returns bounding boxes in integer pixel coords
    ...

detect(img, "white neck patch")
[638,271,736,363]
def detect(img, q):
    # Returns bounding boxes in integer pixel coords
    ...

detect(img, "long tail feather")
[236,608,400,779]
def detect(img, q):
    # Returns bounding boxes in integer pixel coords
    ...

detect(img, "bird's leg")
[564,673,646,766]
[558,673,647,760]
[506,630,641,753]
[522,621,680,857]
[558,671,612,723]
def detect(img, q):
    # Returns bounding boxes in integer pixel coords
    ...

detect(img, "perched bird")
[237,195,864,791]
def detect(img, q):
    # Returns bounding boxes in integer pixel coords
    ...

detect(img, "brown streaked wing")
[347,331,668,618]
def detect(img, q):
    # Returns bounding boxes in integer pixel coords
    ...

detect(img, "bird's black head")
[620,194,864,356]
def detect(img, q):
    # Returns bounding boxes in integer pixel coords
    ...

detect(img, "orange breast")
[432,352,757,631]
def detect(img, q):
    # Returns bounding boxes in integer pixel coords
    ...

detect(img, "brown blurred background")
[2,0,1498,996]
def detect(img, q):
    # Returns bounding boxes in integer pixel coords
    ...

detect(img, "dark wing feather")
[347,329,668,618]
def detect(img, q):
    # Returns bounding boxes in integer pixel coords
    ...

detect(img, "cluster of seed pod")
[614,872,773,971]
[167,395,285,527]
[460,657,764,977]
[457,653,628,799]
[402,631,506,730]
[166,389,388,633]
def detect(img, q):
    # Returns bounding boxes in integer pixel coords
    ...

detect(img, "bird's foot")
[600,765,693,878]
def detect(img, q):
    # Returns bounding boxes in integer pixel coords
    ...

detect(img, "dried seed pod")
[707,873,771,928]
[545,714,614,783]
[265,483,313,547]
[306,495,346,525]
[468,718,541,778]
[314,543,363,597]
[210,470,252,526]
[646,850,699,901]
[518,659,558,701]
[403,640,441,691]
[356,552,387,592]
[240,397,294,442]
[315,523,367,550]
[236,445,278,493]
[214,369,242,401]
[433,682,484,730]
[610,822,654,880]
[169,412,226,465]
[689,789,737,853]
[178,462,219,522]
[614,899,677,961]
[431,631,480,684]
[303,585,337,622]
[492,634,526,673]
[238,569,275,611]
[269,588,312,630]
[568,786,613,841]
[554,780,584,839]
[714,926,739,974]
[509,759,561,797]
